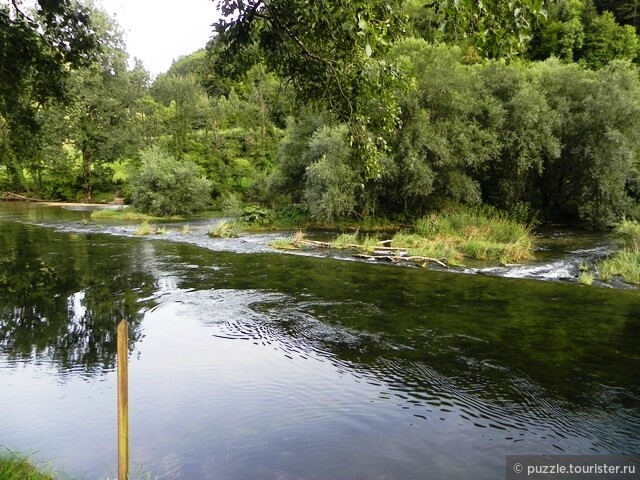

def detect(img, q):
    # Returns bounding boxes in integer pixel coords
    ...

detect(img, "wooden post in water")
[117,319,129,480]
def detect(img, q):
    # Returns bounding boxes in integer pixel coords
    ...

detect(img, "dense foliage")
[2,0,640,228]
[129,146,212,216]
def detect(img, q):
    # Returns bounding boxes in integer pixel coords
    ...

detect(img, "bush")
[130,146,211,216]
[302,125,358,222]
[240,205,273,225]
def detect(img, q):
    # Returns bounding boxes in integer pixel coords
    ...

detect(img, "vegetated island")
[90,203,640,286]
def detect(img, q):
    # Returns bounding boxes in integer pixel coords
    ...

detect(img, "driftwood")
[276,235,449,269]
[295,239,332,248]
[1,191,54,202]
[354,253,449,269]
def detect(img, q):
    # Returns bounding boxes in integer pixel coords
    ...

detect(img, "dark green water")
[0,203,639,479]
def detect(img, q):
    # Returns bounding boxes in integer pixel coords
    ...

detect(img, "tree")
[432,0,549,60]
[579,11,639,69]
[212,0,407,178]
[0,0,97,113]
[533,59,640,227]
[593,0,640,35]
[385,40,500,214]
[61,4,140,199]
[527,0,639,68]
[0,0,97,189]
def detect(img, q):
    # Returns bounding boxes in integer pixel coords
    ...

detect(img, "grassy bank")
[0,452,56,480]
[598,219,640,285]
[269,208,535,265]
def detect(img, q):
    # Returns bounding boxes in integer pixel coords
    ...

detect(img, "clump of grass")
[330,232,359,248]
[613,218,640,252]
[134,220,155,236]
[269,231,309,250]
[359,235,380,252]
[389,232,462,263]
[91,208,143,221]
[390,232,425,249]
[598,250,640,285]
[578,271,594,285]
[596,220,640,285]
[413,207,534,263]
[208,220,238,238]
[269,237,299,250]
[0,451,55,480]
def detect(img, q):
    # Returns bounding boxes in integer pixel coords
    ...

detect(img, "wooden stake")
[117,320,129,480]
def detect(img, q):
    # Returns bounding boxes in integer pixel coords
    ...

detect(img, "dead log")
[1,192,54,202]
[353,253,449,269]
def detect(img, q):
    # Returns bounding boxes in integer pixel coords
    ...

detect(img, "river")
[0,203,638,479]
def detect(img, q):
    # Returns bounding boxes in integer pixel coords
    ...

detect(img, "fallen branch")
[295,239,331,248]
[354,253,449,269]
[1,192,54,202]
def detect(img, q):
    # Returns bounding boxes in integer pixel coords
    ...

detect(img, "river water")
[0,203,638,479]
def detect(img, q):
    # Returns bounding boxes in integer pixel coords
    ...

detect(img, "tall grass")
[391,232,462,262]
[330,233,359,248]
[134,220,155,236]
[0,452,55,480]
[597,220,640,285]
[614,218,640,252]
[412,208,534,263]
[208,220,238,238]
[599,250,640,285]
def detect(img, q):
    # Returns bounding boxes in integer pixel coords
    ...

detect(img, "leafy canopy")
[431,0,549,60]
[0,0,97,117]
[212,0,407,178]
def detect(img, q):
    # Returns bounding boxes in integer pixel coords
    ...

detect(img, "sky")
[97,0,220,76]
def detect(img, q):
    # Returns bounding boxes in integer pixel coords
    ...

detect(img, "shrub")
[130,146,212,216]
[241,205,273,225]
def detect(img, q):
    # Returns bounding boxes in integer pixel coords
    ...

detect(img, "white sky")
[97,0,220,76]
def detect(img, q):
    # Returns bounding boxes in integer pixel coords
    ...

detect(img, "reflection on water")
[0,204,639,480]
[0,222,156,373]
